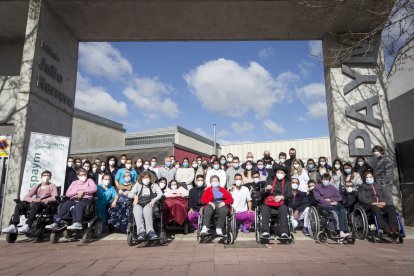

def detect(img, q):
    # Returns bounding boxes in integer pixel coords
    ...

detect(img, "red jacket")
[201,187,233,206]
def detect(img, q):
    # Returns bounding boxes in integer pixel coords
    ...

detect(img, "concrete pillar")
[323,34,402,210]
[0,0,78,227]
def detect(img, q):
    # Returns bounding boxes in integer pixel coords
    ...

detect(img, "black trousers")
[261,204,288,234]
[56,199,92,223]
[203,204,228,228]
[360,204,398,229]
[12,201,46,226]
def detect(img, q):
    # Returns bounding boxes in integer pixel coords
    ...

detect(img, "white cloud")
[306,101,328,119]
[298,116,307,123]
[217,130,231,138]
[309,41,323,57]
[123,77,179,120]
[297,83,326,99]
[258,47,275,58]
[79,42,133,81]
[75,73,128,117]
[231,121,254,134]
[263,119,285,134]
[297,60,315,78]
[184,58,299,118]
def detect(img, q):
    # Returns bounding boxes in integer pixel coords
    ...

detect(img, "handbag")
[264,178,285,207]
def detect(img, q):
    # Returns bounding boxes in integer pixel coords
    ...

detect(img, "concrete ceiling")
[0,0,390,41]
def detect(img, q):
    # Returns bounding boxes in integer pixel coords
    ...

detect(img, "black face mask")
[202,164,208,169]
[290,155,296,159]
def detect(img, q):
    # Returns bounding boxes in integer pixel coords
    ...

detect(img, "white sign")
[20,132,70,199]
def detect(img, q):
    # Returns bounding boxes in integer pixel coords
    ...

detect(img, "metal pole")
[213,124,216,155]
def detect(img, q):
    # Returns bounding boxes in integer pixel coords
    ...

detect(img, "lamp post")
[213,124,217,155]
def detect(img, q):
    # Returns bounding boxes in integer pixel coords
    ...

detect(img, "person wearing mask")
[306,159,320,183]
[209,154,218,166]
[306,180,318,207]
[242,152,255,170]
[313,174,350,239]
[317,156,331,179]
[201,160,210,175]
[263,150,274,166]
[242,160,255,185]
[119,154,127,169]
[272,152,289,180]
[115,159,138,188]
[106,156,119,181]
[196,156,203,167]
[230,174,254,233]
[2,170,58,234]
[163,180,189,227]
[205,160,227,188]
[219,155,228,171]
[331,159,344,191]
[82,160,93,179]
[343,163,363,189]
[64,157,77,194]
[289,177,310,236]
[188,175,206,230]
[192,159,203,182]
[134,157,144,175]
[74,158,82,170]
[358,171,399,235]
[150,157,160,178]
[158,156,177,184]
[341,180,358,213]
[371,145,394,204]
[174,161,181,170]
[256,159,269,182]
[46,168,97,230]
[176,157,195,189]
[199,175,234,236]
[108,171,133,233]
[96,174,118,232]
[158,177,168,192]
[91,162,100,184]
[251,171,266,208]
[354,156,373,178]
[285,148,304,170]
[170,155,176,165]
[128,171,163,240]
[94,158,101,165]
[226,157,244,187]
[142,160,158,181]
[290,159,310,193]
[260,165,292,239]
[97,161,108,185]
[226,153,234,169]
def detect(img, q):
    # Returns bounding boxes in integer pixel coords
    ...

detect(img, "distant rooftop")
[74,108,126,132]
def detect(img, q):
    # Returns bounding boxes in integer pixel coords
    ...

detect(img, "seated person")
[188,175,205,231]
[46,168,97,230]
[158,177,168,192]
[260,165,292,239]
[108,171,133,233]
[96,174,118,232]
[2,170,58,234]
[341,180,358,213]
[306,180,317,206]
[128,171,163,241]
[230,174,255,233]
[199,175,234,236]
[313,173,350,239]
[289,177,310,236]
[163,180,189,226]
[358,172,399,235]
[114,159,137,188]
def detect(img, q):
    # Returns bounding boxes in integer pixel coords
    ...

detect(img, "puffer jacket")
[358,183,391,205]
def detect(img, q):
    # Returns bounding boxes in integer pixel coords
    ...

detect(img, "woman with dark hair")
[317,156,331,181]
[354,156,373,178]
[106,155,119,181]
[219,155,228,171]
[372,145,394,203]
[163,180,189,228]
[158,177,168,192]
[331,159,344,191]
[176,157,195,189]
[82,160,94,179]
[342,162,363,189]
[242,160,255,185]
[96,173,118,232]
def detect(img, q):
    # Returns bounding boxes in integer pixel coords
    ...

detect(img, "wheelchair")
[5,199,60,243]
[196,204,237,244]
[254,203,295,244]
[126,199,167,246]
[307,205,355,244]
[352,205,405,243]
[48,197,101,244]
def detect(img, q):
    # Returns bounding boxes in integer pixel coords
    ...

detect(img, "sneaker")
[45,223,58,230]
[280,233,289,239]
[261,232,270,238]
[239,224,246,233]
[67,222,83,230]
[2,225,17,234]
[302,227,310,236]
[200,225,209,235]
[147,231,158,240]
[137,231,146,241]
[215,228,223,236]
[241,225,250,234]
[340,231,351,238]
[18,224,30,234]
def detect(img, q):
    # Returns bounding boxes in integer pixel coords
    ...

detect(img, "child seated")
[341,180,358,213]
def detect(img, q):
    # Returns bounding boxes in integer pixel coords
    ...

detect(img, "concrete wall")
[0,39,25,76]
[176,132,215,156]
[70,117,125,152]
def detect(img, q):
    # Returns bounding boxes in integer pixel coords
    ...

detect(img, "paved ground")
[1,229,414,276]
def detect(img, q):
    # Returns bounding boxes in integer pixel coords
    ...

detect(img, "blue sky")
[75,40,328,144]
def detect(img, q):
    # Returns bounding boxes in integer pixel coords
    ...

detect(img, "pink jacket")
[23,183,59,204]
[66,179,97,199]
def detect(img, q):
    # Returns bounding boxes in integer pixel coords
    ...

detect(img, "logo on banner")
[0,136,11,157]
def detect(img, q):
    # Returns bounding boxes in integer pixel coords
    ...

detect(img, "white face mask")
[79,176,87,182]
[175,165,180,169]
[142,178,150,185]
[151,161,157,167]
[192,163,198,168]
[83,166,90,171]
[276,173,285,180]
[227,157,233,162]
[279,158,286,164]
[212,181,220,188]
[42,176,50,183]
[196,181,204,187]
[109,160,115,166]
[346,187,353,193]
[103,180,110,186]
[235,180,242,187]
[197,161,202,165]
[334,164,341,169]
[124,177,131,183]
[366,177,374,185]
[358,161,364,167]
[121,159,126,164]
[136,162,142,167]
[309,186,315,191]
[373,151,381,158]
[293,164,299,169]
[171,184,178,190]
[246,165,253,170]
[292,183,299,190]
[159,182,166,189]
[100,166,106,171]
[253,177,260,183]
[257,165,264,170]
[67,162,73,168]
[143,164,150,170]
[125,164,132,170]
[92,168,97,173]
[247,157,253,161]
[320,161,326,166]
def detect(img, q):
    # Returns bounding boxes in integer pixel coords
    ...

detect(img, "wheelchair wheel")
[352,207,368,240]
[6,233,18,243]
[183,221,189,235]
[255,209,261,243]
[231,208,237,241]
[308,206,320,240]
[127,232,134,246]
[316,231,328,244]
[93,220,102,238]
[160,230,167,245]
[34,229,45,243]
[81,229,91,244]
[224,231,234,244]
[63,229,70,239]
[50,232,60,244]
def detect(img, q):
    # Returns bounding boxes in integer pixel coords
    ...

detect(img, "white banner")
[20,132,70,199]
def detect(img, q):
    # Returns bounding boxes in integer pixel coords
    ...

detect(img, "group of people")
[2,144,399,242]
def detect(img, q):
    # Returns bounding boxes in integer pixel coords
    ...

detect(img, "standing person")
[91,163,100,184]
[219,155,228,171]
[290,159,310,193]
[242,152,255,170]
[96,174,118,232]
[193,159,204,181]
[273,152,290,180]
[205,160,226,188]
[242,160,255,185]
[226,153,234,170]
[107,156,119,181]
[2,170,58,234]
[115,159,137,188]
[343,163,363,189]
[150,157,160,178]
[158,156,177,184]
[231,174,255,233]
[317,156,331,180]
[371,145,394,203]
[209,154,218,166]
[188,175,206,231]
[64,157,77,194]
[226,157,244,187]
[354,156,373,177]
[97,161,108,185]
[142,160,158,181]
[256,159,269,182]
[170,155,176,165]
[174,161,181,170]
[82,160,93,179]
[94,158,101,165]
[331,159,344,191]
[176,157,195,189]
[285,148,304,170]
[118,154,127,169]
[135,157,144,175]
[263,150,274,167]
[306,159,320,183]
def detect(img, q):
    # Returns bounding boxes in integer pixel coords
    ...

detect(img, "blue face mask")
[213,165,220,170]
[322,180,330,187]
[183,163,189,168]
[233,163,240,169]
[366,177,374,185]
[165,162,172,168]
[344,168,352,174]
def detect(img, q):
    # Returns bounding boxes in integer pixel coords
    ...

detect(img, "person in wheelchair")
[163,180,189,227]
[289,177,310,236]
[260,165,292,239]
[313,173,351,239]
[188,175,206,231]
[199,175,234,236]
[128,171,163,241]
[358,172,399,236]
[341,180,358,213]
[2,170,59,234]
[230,173,254,234]
[96,173,118,232]
[46,168,97,230]
[306,180,317,207]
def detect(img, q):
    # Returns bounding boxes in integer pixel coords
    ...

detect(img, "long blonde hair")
[290,159,303,176]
